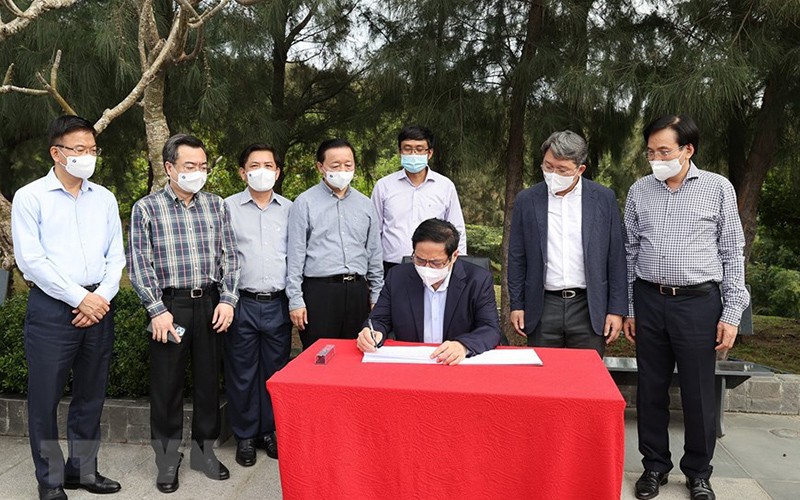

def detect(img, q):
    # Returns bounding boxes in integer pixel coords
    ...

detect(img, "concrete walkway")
[1,410,798,499]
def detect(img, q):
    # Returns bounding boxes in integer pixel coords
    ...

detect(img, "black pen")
[368,318,379,349]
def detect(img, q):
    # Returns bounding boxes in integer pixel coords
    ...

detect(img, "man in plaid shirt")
[624,115,749,500]
[128,134,240,494]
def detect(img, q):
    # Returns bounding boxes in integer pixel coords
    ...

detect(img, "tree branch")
[0,51,75,113]
[0,0,78,42]
[176,0,230,30]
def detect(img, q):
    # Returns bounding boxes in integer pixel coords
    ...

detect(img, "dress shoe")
[235,438,257,467]
[156,452,182,494]
[38,485,67,500]
[686,477,715,500]
[635,470,668,499]
[190,449,230,480]
[64,472,121,494]
[256,432,278,459]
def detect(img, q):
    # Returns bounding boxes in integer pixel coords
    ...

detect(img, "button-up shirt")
[624,163,750,325]
[545,177,586,290]
[224,189,291,293]
[11,168,125,307]
[286,181,383,310]
[371,168,467,264]
[128,184,240,317]
[423,269,453,344]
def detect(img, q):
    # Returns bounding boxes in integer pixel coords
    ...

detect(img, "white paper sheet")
[361,346,543,366]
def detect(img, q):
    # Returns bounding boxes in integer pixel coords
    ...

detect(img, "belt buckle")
[659,285,677,296]
[190,288,204,298]
[255,293,271,301]
[342,275,355,282]
[562,290,576,299]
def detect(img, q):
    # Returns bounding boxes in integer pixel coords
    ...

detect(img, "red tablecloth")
[268,339,625,500]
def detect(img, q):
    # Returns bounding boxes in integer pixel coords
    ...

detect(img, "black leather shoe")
[38,485,67,500]
[235,439,257,467]
[64,472,121,494]
[190,449,230,480]
[156,452,182,494]
[256,432,278,459]
[686,477,715,500]
[635,470,668,499]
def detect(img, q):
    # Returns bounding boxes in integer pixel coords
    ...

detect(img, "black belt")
[545,288,586,299]
[33,283,99,292]
[304,274,363,283]
[239,289,285,301]
[162,285,216,299]
[639,279,716,296]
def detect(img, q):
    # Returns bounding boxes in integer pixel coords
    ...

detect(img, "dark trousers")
[224,295,291,441]
[529,292,605,356]
[24,287,114,487]
[149,290,221,467]
[634,279,721,479]
[299,278,370,350]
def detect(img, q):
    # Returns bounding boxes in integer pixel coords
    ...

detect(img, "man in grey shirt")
[224,144,291,468]
[287,138,383,349]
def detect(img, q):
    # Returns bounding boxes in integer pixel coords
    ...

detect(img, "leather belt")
[545,288,586,299]
[162,285,216,299]
[304,274,363,283]
[239,289,286,301]
[639,279,716,296]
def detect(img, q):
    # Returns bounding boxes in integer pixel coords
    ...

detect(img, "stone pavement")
[1,409,798,499]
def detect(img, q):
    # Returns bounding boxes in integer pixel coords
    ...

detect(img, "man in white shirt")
[371,125,467,276]
[507,130,628,356]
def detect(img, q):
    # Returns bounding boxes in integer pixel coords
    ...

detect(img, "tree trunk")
[271,32,289,194]
[143,71,170,192]
[500,0,546,344]
[0,192,14,270]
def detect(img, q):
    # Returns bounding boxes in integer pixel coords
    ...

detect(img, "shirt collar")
[240,188,283,207]
[399,168,437,184]
[319,179,351,198]
[44,167,91,193]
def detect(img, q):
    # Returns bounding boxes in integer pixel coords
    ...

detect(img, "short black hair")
[412,218,460,258]
[397,125,434,150]
[162,134,206,165]
[316,138,355,164]
[48,115,95,147]
[238,143,284,171]
[643,115,700,155]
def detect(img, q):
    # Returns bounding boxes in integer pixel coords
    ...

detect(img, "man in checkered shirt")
[623,115,749,500]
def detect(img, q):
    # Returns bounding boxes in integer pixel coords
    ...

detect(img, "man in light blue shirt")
[12,115,125,500]
[223,143,292,467]
[287,138,383,349]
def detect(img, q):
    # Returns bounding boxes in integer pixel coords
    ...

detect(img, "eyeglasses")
[412,253,450,269]
[175,161,210,172]
[245,163,278,171]
[56,144,102,156]
[400,146,430,155]
[644,146,684,161]
[541,163,579,176]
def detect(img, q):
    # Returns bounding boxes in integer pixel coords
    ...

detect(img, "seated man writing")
[357,218,501,364]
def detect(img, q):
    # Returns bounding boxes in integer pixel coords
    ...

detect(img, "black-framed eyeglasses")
[56,144,102,156]
[412,253,450,269]
[644,146,684,161]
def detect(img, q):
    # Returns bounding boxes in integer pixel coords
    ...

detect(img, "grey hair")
[162,133,206,165]
[540,130,588,166]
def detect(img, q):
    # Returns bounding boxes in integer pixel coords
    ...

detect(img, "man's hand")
[716,321,738,351]
[71,310,99,328]
[623,317,636,344]
[77,292,110,322]
[510,310,526,337]
[290,307,308,331]
[356,327,383,352]
[151,311,179,343]
[604,314,623,344]
[431,341,467,365]
[212,303,234,333]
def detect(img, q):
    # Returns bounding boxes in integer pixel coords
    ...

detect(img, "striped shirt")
[624,163,750,325]
[127,184,240,317]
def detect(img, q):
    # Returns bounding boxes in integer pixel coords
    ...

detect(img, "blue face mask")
[401,154,428,173]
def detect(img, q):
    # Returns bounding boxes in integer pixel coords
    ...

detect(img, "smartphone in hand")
[146,322,186,343]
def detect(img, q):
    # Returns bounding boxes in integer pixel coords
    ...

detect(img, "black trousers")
[149,290,221,467]
[634,279,721,479]
[383,261,399,277]
[299,278,370,350]
[529,292,605,356]
[24,287,114,487]
[224,294,291,441]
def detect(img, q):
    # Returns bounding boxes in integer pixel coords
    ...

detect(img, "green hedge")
[466,224,503,265]
[748,263,800,319]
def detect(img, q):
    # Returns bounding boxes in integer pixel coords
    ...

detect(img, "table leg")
[715,376,726,438]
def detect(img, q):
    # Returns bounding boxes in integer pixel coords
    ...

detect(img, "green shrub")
[466,224,503,265]
[747,263,800,319]
[0,291,29,393]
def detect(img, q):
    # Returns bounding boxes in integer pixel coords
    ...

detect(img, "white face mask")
[247,168,277,192]
[175,170,207,194]
[543,171,577,196]
[61,153,96,180]
[649,154,684,182]
[325,170,354,190]
[415,264,451,288]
